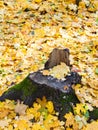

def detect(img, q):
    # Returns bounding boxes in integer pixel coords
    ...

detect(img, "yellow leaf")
[87,3,97,12]
[5,99,15,110]
[14,119,29,130]
[0,108,10,119]
[79,1,86,8]
[36,96,47,107]
[27,103,41,120]
[44,114,59,129]
[8,125,13,130]
[64,112,79,130]
[0,1,4,7]
[35,29,45,38]
[46,101,54,114]
[34,0,42,3]
[82,120,98,130]
[32,123,44,130]
[74,104,88,116]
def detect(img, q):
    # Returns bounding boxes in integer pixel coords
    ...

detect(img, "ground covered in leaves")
[0,0,98,129]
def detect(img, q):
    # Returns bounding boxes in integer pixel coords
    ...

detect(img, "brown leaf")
[14,100,28,115]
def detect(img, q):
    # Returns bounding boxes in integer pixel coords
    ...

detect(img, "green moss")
[7,76,37,100]
[60,92,79,105]
[89,108,98,120]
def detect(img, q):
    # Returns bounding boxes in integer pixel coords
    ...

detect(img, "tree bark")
[44,48,70,69]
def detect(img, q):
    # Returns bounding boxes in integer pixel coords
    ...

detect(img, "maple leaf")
[43,62,70,79]
[27,103,41,121]
[36,96,47,107]
[14,100,28,115]
[35,28,45,38]
[64,112,79,130]
[74,104,88,116]
[75,115,87,129]
[82,120,98,130]
[46,101,54,114]
[0,108,10,119]
[0,118,11,129]
[14,119,29,130]
[5,99,15,110]
[43,114,61,129]
[32,123,44,130]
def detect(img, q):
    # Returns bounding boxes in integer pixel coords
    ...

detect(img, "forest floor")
[0,0,98,129]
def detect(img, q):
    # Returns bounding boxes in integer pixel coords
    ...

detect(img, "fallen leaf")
[14,100,28,115]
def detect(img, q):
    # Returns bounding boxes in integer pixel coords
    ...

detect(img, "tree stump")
[0,48,97,120]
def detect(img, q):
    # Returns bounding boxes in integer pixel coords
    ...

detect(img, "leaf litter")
[0,0,98,129]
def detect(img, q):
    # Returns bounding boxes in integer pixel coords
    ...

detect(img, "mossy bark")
[0,76,37,102]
